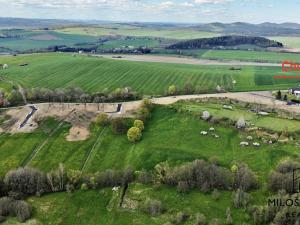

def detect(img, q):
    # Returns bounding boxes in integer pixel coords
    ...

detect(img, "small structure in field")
[289,87,300,98]
[246,136,253,141]
[223,105,233,110]
[240,141,249,146]
[2,64,8,69]
[200,131,208,135]
[253,142,260,147]
[258,111,269,116]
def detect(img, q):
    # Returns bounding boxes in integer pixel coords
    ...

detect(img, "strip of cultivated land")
[0,53,300,95]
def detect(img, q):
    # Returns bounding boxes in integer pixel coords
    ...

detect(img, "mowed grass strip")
[1,53,299,95]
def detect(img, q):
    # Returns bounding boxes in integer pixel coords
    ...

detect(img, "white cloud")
[194,0,232,4]
[159,1,175,9]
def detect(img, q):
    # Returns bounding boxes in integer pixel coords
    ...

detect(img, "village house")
[289,87,300,98]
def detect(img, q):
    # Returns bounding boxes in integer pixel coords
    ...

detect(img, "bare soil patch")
[66,126,90,141]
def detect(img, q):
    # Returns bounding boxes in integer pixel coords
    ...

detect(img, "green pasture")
[0,53,299,95]
[2,104,300,224]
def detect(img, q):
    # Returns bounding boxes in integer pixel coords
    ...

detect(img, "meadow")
[0,30,99,52]
[55,26,218,40]
[1,103,300,224]
[0,53,299,96]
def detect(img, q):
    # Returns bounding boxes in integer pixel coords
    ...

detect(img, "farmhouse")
[289,87,300,98]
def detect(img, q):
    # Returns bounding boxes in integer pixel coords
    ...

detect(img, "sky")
[1,0,300,24]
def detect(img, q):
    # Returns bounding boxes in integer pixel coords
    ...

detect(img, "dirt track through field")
[81,127,107,172]
[97,54,281,67]
[21,109,76,167]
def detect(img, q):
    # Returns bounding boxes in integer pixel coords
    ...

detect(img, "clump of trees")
[142,198,164,216]
[25,86,140,104]
[0,197,32,223]
[268,159,300,194]
[155,160,258,194]
[127,119,145,143]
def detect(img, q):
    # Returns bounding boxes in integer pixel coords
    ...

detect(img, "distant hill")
[166,35,283,49]
[189,22,300,36]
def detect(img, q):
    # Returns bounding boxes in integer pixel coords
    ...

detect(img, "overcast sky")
[1,0,299,23]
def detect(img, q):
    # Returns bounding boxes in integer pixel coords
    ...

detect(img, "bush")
[0,197,32,223]
[134,119,144,131]
[127,127,142,143]
[232,189,251,209]
[174,211,189,224]
[111,118,129,134]
[177,181,189,193]
[195,213,207,225]
[137,170,153,185]
[96,113,110,126]
[233,163,258,191]
[212,189,220,201]
[209,218,220,225]
[168,85,177,95]
[12,200,32,222]
[142,199,163,216]
[4,168,48,195]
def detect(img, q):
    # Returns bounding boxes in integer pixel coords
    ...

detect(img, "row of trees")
[154,160,258,193]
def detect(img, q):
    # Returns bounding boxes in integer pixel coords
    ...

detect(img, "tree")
[127,127,142,143]
[168,85,177,95]
[96,113,110,126]
[276,90,282,100]
[133,119,144,131]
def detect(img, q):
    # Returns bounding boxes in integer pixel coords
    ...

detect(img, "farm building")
[289,87,300,98]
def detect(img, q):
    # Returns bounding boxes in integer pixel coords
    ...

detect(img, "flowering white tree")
[202,111,210,120]
[236,117,246,129]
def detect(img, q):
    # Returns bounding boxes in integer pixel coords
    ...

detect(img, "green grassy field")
[2,103,300,224]
[0,53,299,96]
[55,26,218,40]
[269,36,300,48]
[176,49,300,63]
[0,30,98,52]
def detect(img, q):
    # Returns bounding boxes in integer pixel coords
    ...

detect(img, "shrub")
[0,197,32,223]
[233,163,258,191]
[137,170,153,185]
[232,189,251,209]
[195,213,207,225]
[127,127,142,143]
[67,169,82,188]
[12,200,32,222]
[168,85,177,95]
[142,199,163,216]
[96,113,110,126]
[81,183,88,190]
[111,118,129,134]
[177,181,189,193]
[4,168,48,195]
[212,189,220,201]
[133,119,144,131]
[174,211,189,224]
[226,208,233,225]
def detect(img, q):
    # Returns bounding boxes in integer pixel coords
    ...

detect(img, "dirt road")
[3,91,300,138]
[97,54,281,67]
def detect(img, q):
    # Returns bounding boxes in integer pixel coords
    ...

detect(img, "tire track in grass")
[21,109,76,167]
[81,126,107,172]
